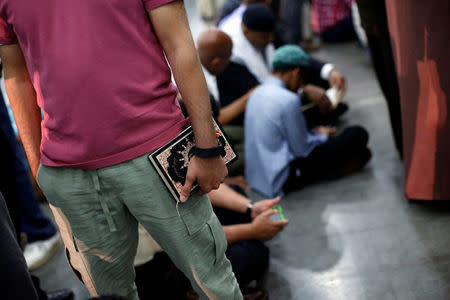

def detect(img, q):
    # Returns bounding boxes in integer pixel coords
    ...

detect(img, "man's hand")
[303,84,331,114]
[315,126,337,137]
[180,155,228,202]
[250,196,281,219]
[329,69,346,93]
[250,209,289,241]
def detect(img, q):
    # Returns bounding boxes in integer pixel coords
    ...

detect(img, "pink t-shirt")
[0,0,189,169]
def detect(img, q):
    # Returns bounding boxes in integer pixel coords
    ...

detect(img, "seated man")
[221,5,349,125]
[226,4,343,86]
[198,27,347,127]
[197,28,258,127]
[209,184,287,288]
[197,28,257,176]
[245,45,371,197]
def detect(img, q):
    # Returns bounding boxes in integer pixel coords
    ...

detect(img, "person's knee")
[347,125,369,147]
[226,241,269,285]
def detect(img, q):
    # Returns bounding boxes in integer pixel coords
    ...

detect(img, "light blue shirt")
[244,76,327,197]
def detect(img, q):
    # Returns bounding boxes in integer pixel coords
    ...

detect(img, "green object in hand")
[270,205,285,221]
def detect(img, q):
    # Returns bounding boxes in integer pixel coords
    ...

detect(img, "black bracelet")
[193,146,226,158]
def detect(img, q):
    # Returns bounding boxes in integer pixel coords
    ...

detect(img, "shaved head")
[197,28,233,75]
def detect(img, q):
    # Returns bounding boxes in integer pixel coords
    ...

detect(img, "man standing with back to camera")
[0,0,242,299]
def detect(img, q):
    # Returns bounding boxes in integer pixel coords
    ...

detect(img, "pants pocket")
[179,194,212,236]
[206,215,227,265]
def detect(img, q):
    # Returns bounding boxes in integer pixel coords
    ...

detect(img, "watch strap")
[193,146,226,158]
[246,202,253,216]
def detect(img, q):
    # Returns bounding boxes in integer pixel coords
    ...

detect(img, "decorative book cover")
[148,119,238,202]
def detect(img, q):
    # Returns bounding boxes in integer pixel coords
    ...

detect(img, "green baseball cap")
[272,44,310,69]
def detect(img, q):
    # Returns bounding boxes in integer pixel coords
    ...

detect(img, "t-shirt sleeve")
[0,17,18,45]
[143,0,180,11]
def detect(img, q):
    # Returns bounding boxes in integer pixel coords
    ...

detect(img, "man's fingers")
[263,209,278,217]
[180,176,194,202]
[202,178,223,193]
[275,219,289,227]
[270,196,281,205]
[339,78,346,91]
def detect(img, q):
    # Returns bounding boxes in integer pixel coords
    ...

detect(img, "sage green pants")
[37,153,242,300]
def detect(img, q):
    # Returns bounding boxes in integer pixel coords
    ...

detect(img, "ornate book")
[148,119,238,202]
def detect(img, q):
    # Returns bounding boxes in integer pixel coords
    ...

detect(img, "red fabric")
[386,0,450,200]
[0,0,188,169]
[311,0,352,33]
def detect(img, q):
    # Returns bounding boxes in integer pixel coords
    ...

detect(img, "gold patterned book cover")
[148,119,238,202]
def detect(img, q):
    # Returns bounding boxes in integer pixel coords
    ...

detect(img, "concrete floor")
[261,43,450,300]
[32,3,450,300]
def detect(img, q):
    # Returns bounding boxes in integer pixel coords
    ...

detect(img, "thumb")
[270,196,282,205]
[262,209,278,218]
[276,219,289,227]
[180,175,194,203]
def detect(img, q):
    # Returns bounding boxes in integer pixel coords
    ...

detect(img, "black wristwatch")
[245,202,253,217]
[193,145,226,158]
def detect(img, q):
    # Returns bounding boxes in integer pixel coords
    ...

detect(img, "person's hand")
[329,69,346,93]
[180,155,228,202]
[303,84,331,114]
[251,196,281,219]
[223,176,250,190]
[315,126,337,137]
[250,209,289,241]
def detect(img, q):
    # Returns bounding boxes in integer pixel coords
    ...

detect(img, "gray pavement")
[32,3,450,300]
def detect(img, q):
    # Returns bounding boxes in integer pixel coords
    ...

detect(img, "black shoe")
[47,289,74,300]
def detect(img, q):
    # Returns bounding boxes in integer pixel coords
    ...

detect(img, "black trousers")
[214,206,270,286]
[0,193,39,300]
[0,129,48,300]
[356,0,403,158]
[0,128,21,242]
[321,17,357,43]
[285,126,370,190]
[135,252,191,300]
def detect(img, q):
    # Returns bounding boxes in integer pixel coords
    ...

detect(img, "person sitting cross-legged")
[245,45,371,198]
[218,5,350,128]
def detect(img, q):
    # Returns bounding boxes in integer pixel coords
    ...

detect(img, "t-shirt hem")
[0,38,18,45]
[40,118,190,169]
[143,0,180,11]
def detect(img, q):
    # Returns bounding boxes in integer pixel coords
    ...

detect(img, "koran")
[148,118,238,202]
